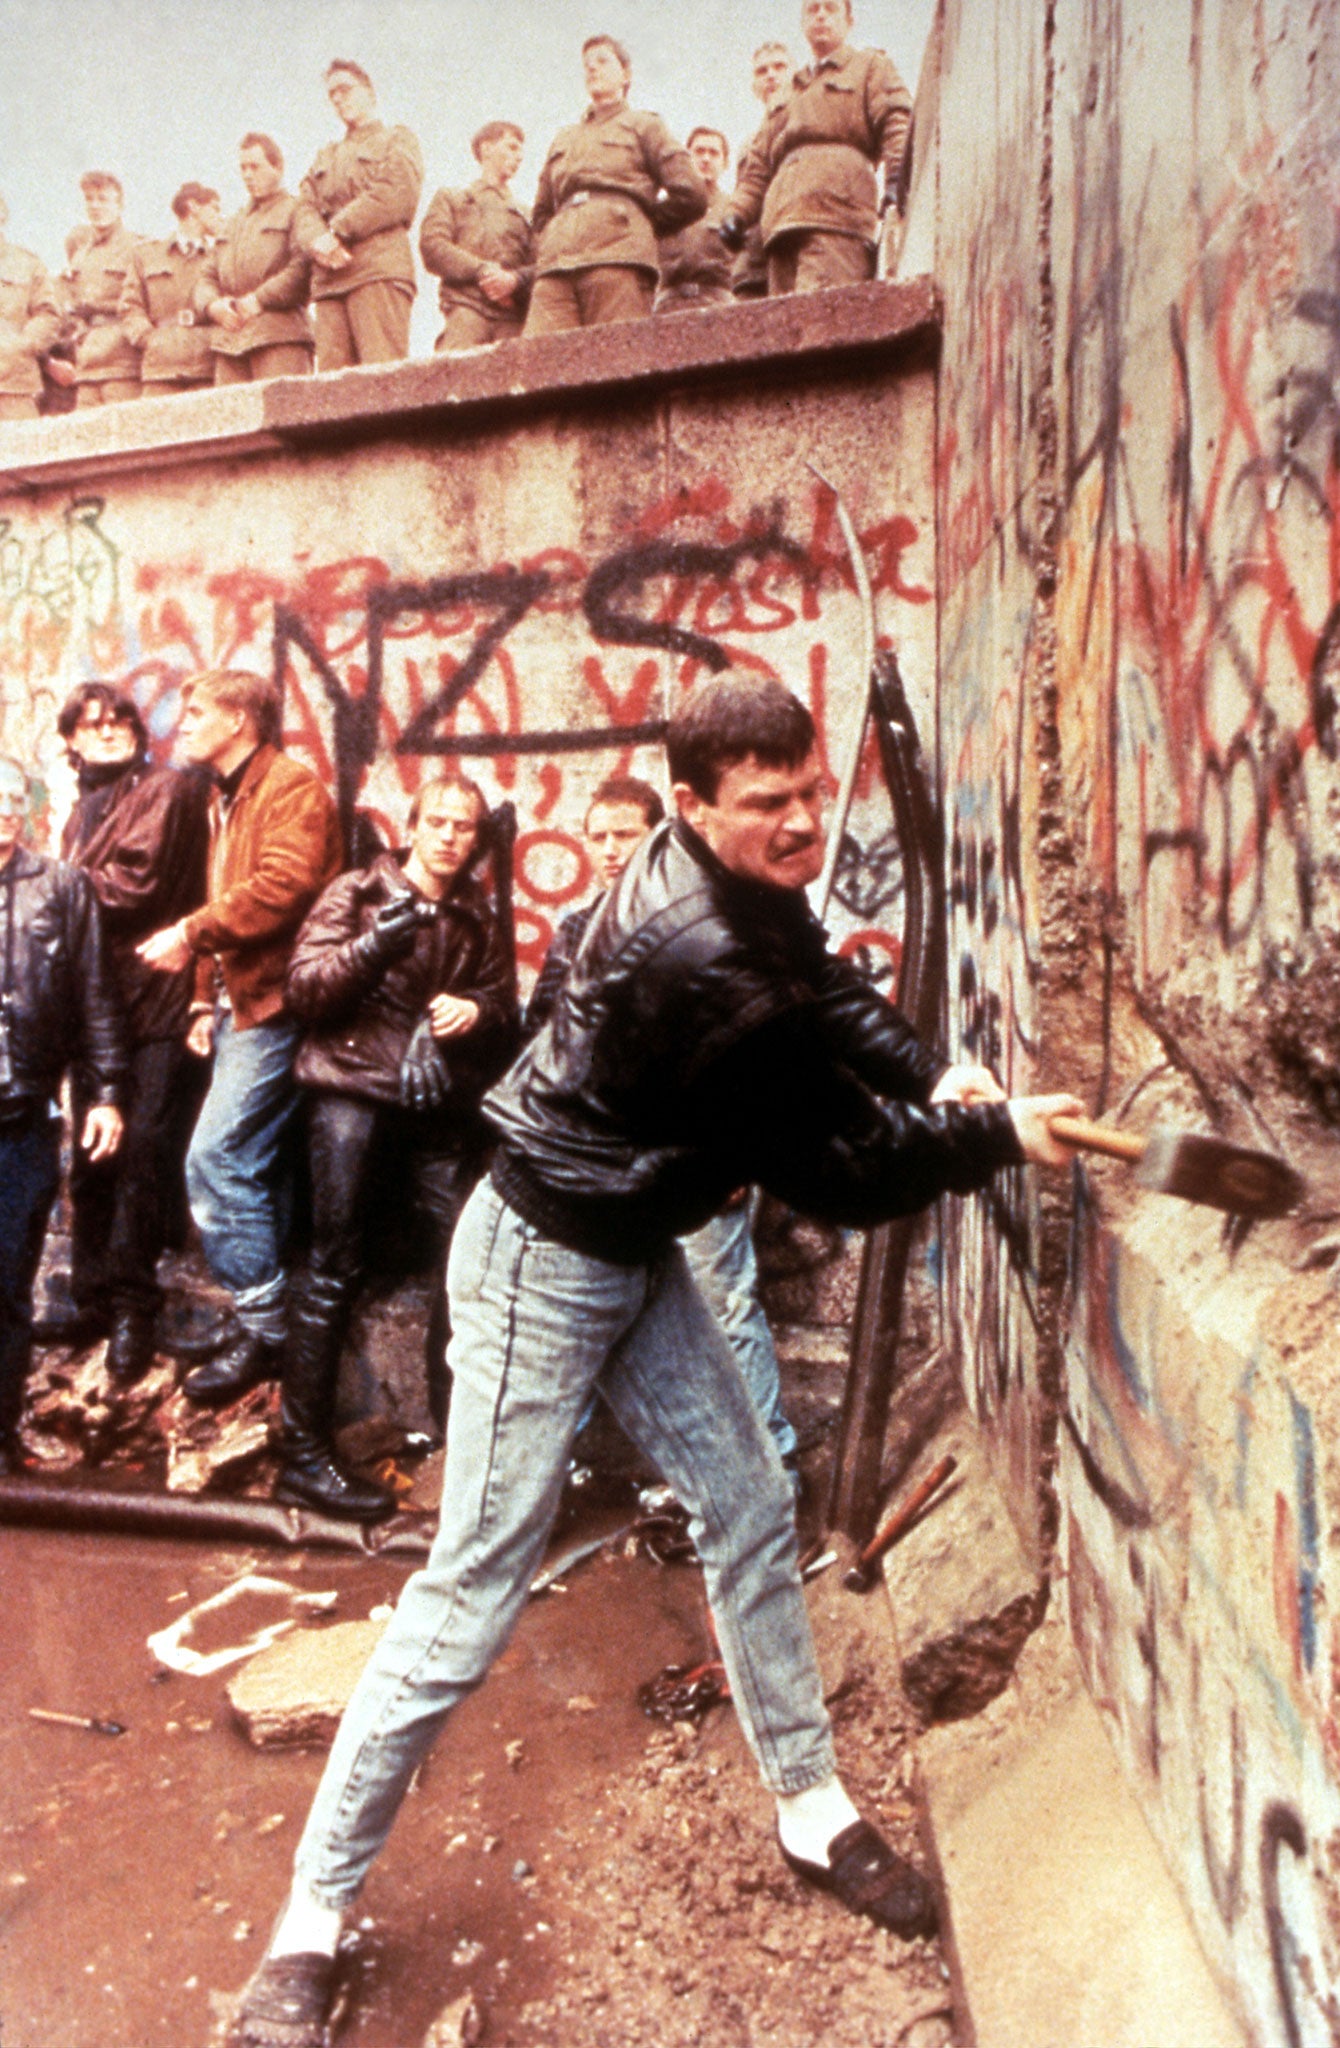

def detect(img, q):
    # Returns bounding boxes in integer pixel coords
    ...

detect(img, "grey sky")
[1,0,933,353]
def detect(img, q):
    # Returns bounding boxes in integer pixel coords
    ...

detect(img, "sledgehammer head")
[1135,1127,1303,1219]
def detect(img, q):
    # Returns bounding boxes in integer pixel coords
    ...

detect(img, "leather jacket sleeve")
[808,954,945,1103]
[691,1005,1019,1227]
[65,771,207,934]
[285,870,387,1021]
[66,869,128,1104]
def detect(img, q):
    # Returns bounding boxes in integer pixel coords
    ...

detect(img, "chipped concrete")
[226,1618,386,1748]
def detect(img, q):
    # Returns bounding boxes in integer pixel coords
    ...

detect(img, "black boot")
[273,1273,394,1524]
[183,1330,283,1407]
[106,1303,158,1388]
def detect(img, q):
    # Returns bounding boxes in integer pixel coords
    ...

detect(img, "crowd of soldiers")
[0,1,912,418]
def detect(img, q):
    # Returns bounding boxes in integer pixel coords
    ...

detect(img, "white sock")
[268,1884,343,1960]
[775,1776,862,1866]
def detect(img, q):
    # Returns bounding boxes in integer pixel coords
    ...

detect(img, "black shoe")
[778,1819,939,1940]
[231,1950,336,2048]
[182,1332,282,1408]
[106,1305,158,1388]
[157,1300,242,1363]
[274,1445,396,1524]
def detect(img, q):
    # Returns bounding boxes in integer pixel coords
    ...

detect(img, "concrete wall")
[0,289,937,1331]
[912,1,1340,2040]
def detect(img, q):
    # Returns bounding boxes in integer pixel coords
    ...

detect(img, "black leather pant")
[297,1091,478,1435]
[70,1036,188,1316]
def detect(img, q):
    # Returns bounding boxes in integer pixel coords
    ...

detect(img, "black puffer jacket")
[287,851,517,1109]
[0,848,127,1112]
[486,819,1022,1264]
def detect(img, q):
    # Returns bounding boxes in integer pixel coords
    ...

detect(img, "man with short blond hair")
[732,42,796,299]
[278,772,518,1517]
[420,121,534,351]
[198,134,314,384]
[138,669,341,1406]
[295,60,423,370]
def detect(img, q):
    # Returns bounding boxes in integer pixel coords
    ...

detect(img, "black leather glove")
[350,893,423,973]
[399,1016,452,1111]
[716,214,746,253]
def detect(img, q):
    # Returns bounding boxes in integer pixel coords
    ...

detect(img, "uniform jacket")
[295,120,424,300]
[0,847,126,1112]
[657,187,732,297]
[0,241,60,399]
[418,180,535,325]
[287,850,518,1108]
[119,237,216,384]
[183,744,342,1030]
[531,102,706,279]
[731,44,912,250]
[61,758,209,1044]
[195,191,313,357]
[486,819,1020,1265]
[61,223,142,382]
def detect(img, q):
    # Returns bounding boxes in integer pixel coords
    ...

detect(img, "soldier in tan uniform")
[294,60,423,372]
[732,43,795,301]
[524,35,706,337]
[48,173,142,407]
[419,121,534,352]
[722,0,911,296]
[198,134,314,384]
[120,183,222,398]
[0,196,60,422]
[654,128,733,314]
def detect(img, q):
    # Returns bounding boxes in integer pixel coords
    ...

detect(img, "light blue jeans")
[293,1177,835,1907]
[185,1012,301,1343]
[680,1197,798,1464]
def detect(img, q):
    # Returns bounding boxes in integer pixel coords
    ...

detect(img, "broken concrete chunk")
[155,1383,278,1496]
[227,1618,386,1748]
[877,1419,1047,1724]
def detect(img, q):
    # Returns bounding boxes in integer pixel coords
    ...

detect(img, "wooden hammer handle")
[1048,1115,1148,1164]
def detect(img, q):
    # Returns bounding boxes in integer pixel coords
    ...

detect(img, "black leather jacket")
[486,819,1021,1264]
[0,847,127,1114]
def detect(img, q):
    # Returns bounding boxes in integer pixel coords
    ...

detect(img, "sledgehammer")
[1048,1115,1303,1219]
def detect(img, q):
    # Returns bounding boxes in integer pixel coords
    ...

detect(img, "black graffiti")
[582,528,810,670]
[270,527,812,841]
[832,826,904,923]
[1062,1409,1153,1531]
[1260,1801,1308,2048]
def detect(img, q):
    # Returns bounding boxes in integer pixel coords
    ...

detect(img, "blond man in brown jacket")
[138,670,341,1405]
[723,0,911,295]
[197,134,314,384]
[295,59,423,371]
[0,195,60,421]
[524,34,706,336]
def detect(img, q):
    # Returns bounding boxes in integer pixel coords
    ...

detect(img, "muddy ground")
[0,1393,954,2048]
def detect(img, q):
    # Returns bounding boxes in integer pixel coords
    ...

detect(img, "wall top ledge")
[0,276,939,495]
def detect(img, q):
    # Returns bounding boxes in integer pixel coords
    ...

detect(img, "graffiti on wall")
[0,476,931,986]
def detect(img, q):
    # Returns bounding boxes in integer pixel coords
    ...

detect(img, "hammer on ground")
[1048,1116,1303,1219]
[844,1454,958,1593]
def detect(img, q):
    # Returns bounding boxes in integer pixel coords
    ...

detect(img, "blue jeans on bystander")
[185,1012,300,1344]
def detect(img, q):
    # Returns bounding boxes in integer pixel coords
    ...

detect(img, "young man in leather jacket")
[278,773,517,1520]
[229,674,1083,2046]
